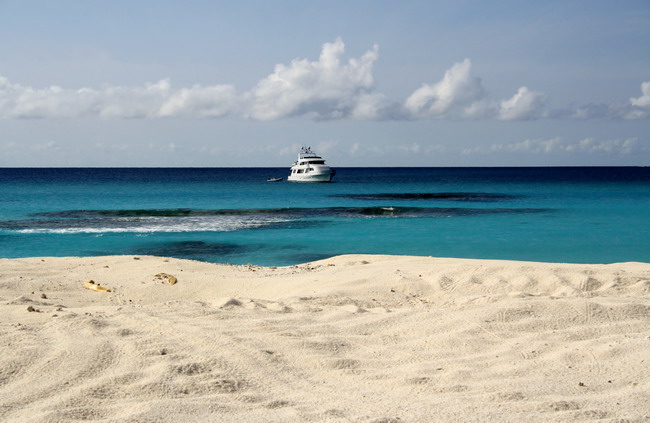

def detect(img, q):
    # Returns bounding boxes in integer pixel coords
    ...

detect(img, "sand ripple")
[1,255,649,422]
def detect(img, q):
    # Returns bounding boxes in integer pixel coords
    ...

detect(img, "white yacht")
[288,147,335,182]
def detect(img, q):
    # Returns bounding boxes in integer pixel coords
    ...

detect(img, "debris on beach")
[83,280,112,292]
[154,273,178,285]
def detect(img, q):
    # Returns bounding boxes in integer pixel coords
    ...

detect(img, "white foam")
[14,216,287,234]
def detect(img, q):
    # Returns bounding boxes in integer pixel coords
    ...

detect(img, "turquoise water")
[1,167,649,265]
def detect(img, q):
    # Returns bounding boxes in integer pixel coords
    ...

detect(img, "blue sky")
[1,0,649,166]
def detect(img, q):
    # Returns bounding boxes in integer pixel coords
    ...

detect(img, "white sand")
[1,254,649,423]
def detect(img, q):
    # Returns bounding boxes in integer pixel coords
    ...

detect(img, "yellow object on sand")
[155,273,178,285]
[83,280,112,292]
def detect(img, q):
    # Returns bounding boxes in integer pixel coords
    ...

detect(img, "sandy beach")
[1,254,649,422]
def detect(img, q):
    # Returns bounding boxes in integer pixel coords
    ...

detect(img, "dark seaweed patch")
[260,220,330,230]
[330,192,521,202]
[322,206,546,218]
[32,205,545,220]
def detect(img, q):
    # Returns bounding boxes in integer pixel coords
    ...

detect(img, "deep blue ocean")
[1,167,649,266]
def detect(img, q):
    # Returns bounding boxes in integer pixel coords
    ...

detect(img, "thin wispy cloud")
[483,137,640,155]
[0,40,647,122]
[345,137,642,159]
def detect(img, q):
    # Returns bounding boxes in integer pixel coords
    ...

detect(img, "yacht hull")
[287,172,332,182]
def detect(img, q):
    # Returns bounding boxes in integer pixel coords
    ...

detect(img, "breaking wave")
[4,216,288,234]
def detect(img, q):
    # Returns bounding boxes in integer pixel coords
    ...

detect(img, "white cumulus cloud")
[622,81,650,119]
[247,38,382,120]
[404,58,485,118]
[0,76,93,118]
[159,84,239,118]
[551,81,650,120]
[630,81,650,108]
[92,79,172,119]
[0,40,647,123]
[402,60,550,121]
[498,86,547,120]
[0,76,238,119]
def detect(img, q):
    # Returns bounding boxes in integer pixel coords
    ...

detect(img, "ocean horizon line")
[0,165,647,169]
